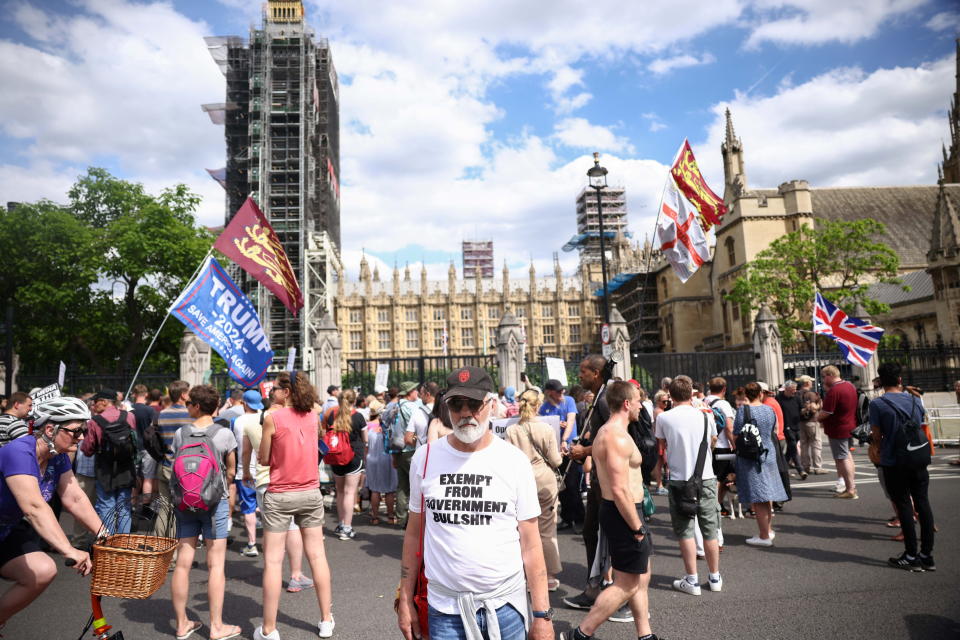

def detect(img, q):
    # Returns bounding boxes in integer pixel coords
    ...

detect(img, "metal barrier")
[344,355,498,392]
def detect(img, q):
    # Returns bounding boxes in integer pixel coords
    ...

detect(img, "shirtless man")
[561,381,659,640]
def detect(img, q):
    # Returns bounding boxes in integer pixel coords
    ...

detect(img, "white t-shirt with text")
[405,402,434,447]
[410,435,540,614]
[654,404,716,482]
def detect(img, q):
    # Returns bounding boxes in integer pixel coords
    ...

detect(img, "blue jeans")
[175,499,230,539]
[427,603,525,640]
[95,483,132,534]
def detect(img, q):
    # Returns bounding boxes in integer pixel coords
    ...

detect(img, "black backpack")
[142,418,166,463]
[879,396,931,468]
[735,405,767,464]
[92,411,138,490]
[855,389,870,427]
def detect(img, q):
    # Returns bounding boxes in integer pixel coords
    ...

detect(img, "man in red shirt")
[816,366,859,499]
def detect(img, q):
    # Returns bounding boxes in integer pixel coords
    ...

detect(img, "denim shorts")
[175,499,230,540]
[427,603,525,640]
[234,479,258,515]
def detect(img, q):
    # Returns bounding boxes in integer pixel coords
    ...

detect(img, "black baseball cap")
[93,389,116,402]
[543,379,564,392]
[445,366,494,401]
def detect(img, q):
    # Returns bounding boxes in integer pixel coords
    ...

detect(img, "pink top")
[266,407,319,493]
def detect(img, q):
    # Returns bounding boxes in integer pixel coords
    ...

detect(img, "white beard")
[453,417,487,444]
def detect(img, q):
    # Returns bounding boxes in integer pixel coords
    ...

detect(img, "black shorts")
[0,521,45,571]
[331,454,364,477]
[599,499,652,575]
[712,448,735,483]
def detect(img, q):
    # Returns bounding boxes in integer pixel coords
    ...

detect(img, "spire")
[928,180,960,262]
[721,107,747,199]
[373,266,380,282]
[359,253,371,281]
[943,38,960,184]
[404,262,411,281]
[724,108,739,149]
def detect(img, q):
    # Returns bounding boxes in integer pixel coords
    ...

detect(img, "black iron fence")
[632,351,756,393]
[15,368,177,397]
[344,354,498,393]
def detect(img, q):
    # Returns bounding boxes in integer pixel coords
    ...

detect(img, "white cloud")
[648,52,716,75]
[744,0,927,48]
[926,11,960,31]
[699,55,954,191]
[553,118,636,154]
[0,0,226,222]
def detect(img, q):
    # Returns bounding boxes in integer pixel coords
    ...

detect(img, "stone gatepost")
[0,352,19,394]
[607,304,632,380]
[496,311,525,390]
[313,314,342,395]
[180,329,211,387]
[852,302,880,394]
[752,304,784,389]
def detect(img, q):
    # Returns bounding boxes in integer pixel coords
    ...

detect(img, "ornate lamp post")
[587,152,610,324]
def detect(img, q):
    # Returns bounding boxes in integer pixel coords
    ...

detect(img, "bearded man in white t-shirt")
[654,375,724,597]
[396,366,554,640]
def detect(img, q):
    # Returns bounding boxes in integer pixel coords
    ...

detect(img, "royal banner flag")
[214,197,304,316]
[670,139,728,232]
[657,174,710,283]
[171,256,274,386]
[813,292,884,367]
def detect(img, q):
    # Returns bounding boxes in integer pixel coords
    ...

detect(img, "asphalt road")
[5,450,959,640]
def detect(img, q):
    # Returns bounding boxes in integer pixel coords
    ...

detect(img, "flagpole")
[124,247,214,400]
[813,289,820,394]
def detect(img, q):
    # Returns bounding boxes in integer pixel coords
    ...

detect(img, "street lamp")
[587,152,610,324]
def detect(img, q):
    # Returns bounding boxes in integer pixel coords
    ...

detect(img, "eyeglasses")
[445,396,485,413]
[60,425,87,439]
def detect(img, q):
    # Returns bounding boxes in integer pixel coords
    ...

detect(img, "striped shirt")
[0,414,29,448]
[74,450,97,477]
[157,404,191,468]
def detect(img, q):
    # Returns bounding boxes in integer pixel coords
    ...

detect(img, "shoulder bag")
[668,412,710,518]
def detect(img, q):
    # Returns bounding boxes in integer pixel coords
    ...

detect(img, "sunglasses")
[445,396,486,413]
[60,425,87,439]
[185,400,197,406]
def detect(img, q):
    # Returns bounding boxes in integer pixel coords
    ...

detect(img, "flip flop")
[210,626,241,640]
[370,516,381,525]
[175,621,202,640]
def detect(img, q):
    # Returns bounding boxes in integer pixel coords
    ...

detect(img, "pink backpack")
[171,424,227,512]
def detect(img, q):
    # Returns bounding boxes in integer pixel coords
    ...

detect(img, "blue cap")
[242,389,264,410]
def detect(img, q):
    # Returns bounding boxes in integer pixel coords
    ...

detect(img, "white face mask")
[453,416,487,444]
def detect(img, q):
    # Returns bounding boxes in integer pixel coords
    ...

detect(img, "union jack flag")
[813,292,884,367]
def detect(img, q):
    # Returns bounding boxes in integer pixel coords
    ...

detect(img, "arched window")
[725,236,736,266]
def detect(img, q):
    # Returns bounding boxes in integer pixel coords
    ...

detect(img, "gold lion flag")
[214,197,304,316]
[670,139,727,232]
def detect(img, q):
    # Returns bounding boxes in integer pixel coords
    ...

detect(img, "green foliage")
[3,168,213,374]
[726,219,901,347]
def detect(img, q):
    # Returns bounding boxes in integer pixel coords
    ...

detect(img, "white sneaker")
[745,536,773,547]
[834,479,846,493]
[254,626,280,640]
[318,617,335,638]
[672,578,701,596]
[708,575,723,592]
[769,531,776,541]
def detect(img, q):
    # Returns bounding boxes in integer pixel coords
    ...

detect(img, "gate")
[632,351,755,393]
[344,354,498,392]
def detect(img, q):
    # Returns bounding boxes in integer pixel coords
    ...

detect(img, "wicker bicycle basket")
[90,533,177,599]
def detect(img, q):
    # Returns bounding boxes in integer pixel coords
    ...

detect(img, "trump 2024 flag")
[813,292,884,367]
[171,256,274,386]
[214,197,304,316]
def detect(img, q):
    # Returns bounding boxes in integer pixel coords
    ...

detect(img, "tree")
[3,168,213,374]
[726,219,901,348]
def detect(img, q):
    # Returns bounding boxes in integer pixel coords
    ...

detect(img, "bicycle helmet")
[33,396,91,426]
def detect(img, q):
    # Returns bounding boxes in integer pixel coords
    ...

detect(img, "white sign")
[30,383,61,405]
[545,358,568,387]
[285,347,297,372]
[602,343,613,358]
[601,323,611,345]
[374,363,390,392]
[58,361,66,388]
[490,414,562,451]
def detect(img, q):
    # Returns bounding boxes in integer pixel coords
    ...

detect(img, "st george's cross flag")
[813,292,884,367]
[657,174,711,283]
[214,198,304,316]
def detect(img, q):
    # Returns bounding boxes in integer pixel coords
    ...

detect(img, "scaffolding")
[574,186,628,264]
[203,0,341,373]
[462,240,494,279]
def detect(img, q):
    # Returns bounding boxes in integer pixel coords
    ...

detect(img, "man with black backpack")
[80,389,138,534]
[869,362,936,572]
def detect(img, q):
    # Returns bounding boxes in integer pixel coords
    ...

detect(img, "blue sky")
[1,0,958,279]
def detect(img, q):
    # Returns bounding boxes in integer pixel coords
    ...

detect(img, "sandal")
[175,621,202,640]
[370,516,381,525]
[387,516,398,525]
[210,626,241,640]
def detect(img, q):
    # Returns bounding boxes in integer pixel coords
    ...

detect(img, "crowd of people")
[0,353,945,639]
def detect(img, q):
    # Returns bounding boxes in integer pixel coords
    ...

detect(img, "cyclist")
[0,396,103,628]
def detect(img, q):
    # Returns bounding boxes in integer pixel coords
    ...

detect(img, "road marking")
[793,474,960,489]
